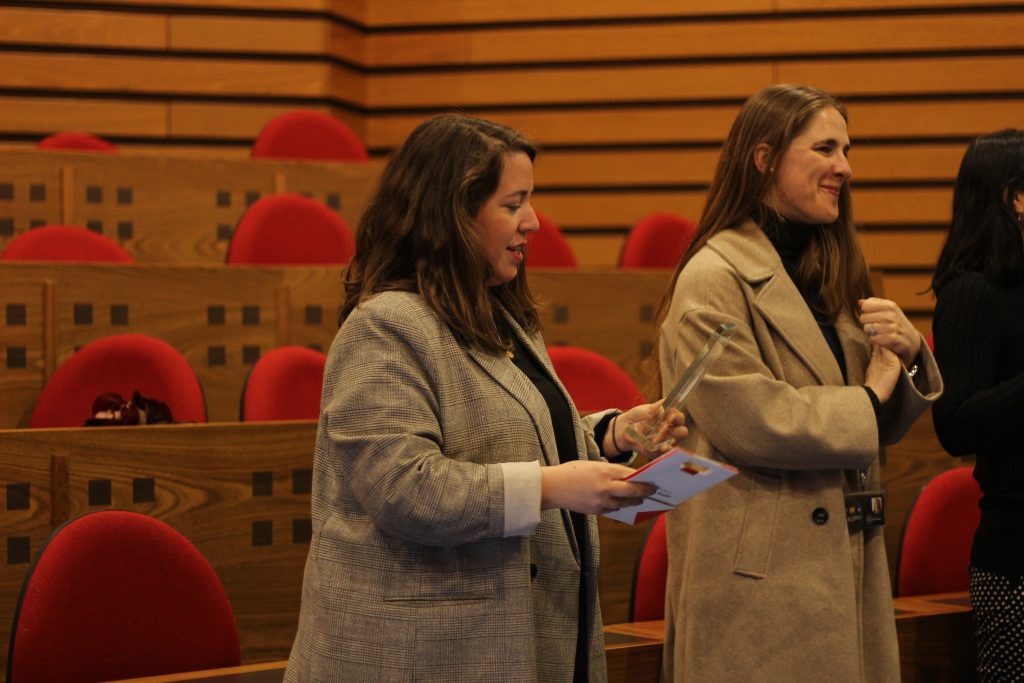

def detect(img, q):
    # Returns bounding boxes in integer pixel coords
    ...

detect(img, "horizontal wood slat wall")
[3,1,1020,289]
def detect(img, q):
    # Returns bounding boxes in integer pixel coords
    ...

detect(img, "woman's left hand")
[858,297,922,367]
[606,401,688,459]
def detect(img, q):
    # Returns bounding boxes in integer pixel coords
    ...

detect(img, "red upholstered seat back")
[29,334,206,428]
[629,513,669,621]
[620,212,696,269]
[895,466,982,596]
[547,345,643,413]
[226,194,356,265]
[241,345,327,421]
[7,510,239,683]
[37,132,118,153]
[1,225,133,263]
[251,109,369,161]
[528,211,577,268]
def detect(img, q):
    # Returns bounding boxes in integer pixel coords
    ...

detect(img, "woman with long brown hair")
[285,113,683,682]
[656,85,942,682]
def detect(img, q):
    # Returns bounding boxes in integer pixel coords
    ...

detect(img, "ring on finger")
[867,323,876,338]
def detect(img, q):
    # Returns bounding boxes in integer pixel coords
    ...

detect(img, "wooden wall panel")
[362,0,773,26]
[168,15,326,54]
[365,12,1024,67]
[366,99,1024,150]
[0,7,166,49]
[363,63,775,108]
[0,52,331,97]
[0,97,168,138]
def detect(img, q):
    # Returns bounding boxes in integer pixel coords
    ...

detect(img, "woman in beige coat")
[657,85,943,682]
[285,114,682,683]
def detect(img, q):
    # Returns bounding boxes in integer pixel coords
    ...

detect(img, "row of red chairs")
[9,466,981,682]
[28,333,645,429]
[0,206,695,269]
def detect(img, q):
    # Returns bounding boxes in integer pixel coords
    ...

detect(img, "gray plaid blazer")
[285,291,608,683]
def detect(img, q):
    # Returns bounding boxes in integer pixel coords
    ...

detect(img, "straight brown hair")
[341,113,541,353]
[653,84,870,391]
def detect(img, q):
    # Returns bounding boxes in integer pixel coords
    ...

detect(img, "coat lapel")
[462,321,567,469]
[709,221,845,387]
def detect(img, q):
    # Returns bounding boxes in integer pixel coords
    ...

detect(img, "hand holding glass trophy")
[625,322,737,462]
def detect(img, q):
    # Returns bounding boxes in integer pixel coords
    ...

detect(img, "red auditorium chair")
[241,345,327,421]
[226,193,356,265]
[36,132,118,153]
[29,334,206,428]
[629,513,669,621]
[620,212,696,270]
[547,345,644,413]
[528,211,577,268]
[894,466,982,596]
[251,109,369,162]
[7,510,240,683]
[1,225,133,263]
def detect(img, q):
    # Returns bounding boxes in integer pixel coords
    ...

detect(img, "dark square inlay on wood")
[29,184,46,202]
[117,221,133,239]
[7,482,29,510]
[88,479,112,506]
[252,521,273,546]
[293,468,313,495]
[216,191,231,207]
[242,306,260,325]
[207,305,226,325]
[0,183,13,200]
[86,220,103,233]
[73,303,93,325]
[7,303,26,326]
[305,305,322,325]
[110,304,129,326]
[0,218,13,236]
[117,187,133,205]
[6,347,26,369]
[7,537,30,564]
[242,345,260,364]
[293,518,313,544]
[132,477,155,503]
[252,471,273,496]
[208,346,227,366]
[85,186,103,203]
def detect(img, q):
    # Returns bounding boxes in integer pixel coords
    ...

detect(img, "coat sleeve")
[322,301,535,547]
[661,259,880,471]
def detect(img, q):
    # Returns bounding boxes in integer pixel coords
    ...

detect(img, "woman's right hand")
[540,461,654,514]
[864,344,901,404]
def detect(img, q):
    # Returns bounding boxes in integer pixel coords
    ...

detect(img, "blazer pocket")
[732,471,783,579]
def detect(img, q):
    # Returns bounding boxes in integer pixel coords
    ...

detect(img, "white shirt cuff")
[499,460,541,537]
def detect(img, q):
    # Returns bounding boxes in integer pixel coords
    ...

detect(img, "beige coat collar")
[705,220,865,386]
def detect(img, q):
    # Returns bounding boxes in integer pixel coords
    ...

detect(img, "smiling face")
[763,106,852,225]
[475,151,539,286]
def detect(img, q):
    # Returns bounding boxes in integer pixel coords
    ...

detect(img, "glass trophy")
[626,322,737,455]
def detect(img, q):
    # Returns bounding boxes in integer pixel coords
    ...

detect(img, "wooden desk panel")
[0,149,376,264]
[103,594,975,682]
[0,422,317,673]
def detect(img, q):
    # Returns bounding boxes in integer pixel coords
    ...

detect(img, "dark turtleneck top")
[759,210,848,381]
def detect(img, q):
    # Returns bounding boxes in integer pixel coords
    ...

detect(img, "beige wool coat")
[658,221,942,683]
[285,291,608,683]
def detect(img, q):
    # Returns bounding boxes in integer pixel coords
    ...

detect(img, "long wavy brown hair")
[340,113,541,353]
[653,84,870,391]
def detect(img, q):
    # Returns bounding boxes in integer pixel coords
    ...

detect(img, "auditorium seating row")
[0,148,943,329]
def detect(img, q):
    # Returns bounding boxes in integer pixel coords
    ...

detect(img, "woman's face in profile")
[475,151,540,286]
[766,106,852,225]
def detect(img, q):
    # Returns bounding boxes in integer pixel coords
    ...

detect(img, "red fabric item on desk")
[29,334,206,428]
[629,513,669,621]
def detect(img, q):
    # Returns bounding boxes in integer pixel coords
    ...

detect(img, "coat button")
[811,507,829,525]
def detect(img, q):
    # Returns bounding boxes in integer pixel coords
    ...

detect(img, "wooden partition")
[0,264,670,427]
[0,149,377,263]
[0,420,966,676]
[0,421,657,672]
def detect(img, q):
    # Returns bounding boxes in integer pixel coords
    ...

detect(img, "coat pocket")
[732,471,783,579]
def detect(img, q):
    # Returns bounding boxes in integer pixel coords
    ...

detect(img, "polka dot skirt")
[970,565,1024,682]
